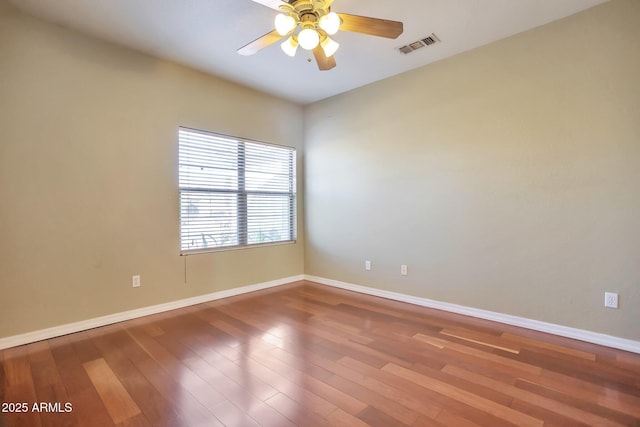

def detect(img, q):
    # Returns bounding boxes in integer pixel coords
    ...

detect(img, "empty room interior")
[1,0,639,425]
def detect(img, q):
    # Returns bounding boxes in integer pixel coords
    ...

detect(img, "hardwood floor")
[2,280,639,426]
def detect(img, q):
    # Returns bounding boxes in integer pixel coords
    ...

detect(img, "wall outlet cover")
[604,292,618,309]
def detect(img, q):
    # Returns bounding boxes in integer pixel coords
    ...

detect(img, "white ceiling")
[10,0,607,105]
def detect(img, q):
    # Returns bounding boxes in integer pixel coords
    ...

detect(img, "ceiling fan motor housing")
[281,0,332,27]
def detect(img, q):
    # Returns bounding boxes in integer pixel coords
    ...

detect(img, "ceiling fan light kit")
[280,35,299,56]
[238,0,403,71]
[274,13,297,35]
[298,26,320,49]
[320,35,339,57]
[319,12,341,35]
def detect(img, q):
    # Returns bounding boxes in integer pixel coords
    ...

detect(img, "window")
[178,127,296,253]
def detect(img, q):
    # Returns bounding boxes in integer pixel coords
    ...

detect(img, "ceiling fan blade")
[237,30,284,56]
[313,45,336,71]
[249,0,287,11]
[337,13,403,39]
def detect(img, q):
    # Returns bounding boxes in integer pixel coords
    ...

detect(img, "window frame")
[178,127,297,255]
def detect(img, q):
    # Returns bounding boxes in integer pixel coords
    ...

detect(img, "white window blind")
[179,127,296,253]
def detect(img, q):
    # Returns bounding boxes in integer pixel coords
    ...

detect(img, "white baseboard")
[4,274,638,354]
[0,275,303,350]
[304,275,640,354]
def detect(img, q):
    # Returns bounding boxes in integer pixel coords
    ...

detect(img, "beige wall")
[0,2,304,338]
[304,0,640,340]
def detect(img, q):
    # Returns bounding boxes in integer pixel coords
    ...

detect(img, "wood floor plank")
[48,334,116,427]
[68,331,103,364]
[114,330,225,427]
[27,341,78,427]
[413,333,542,375]
[439,330,520,354]
[3,346,33,387]
[208,399,261,427]
[616,350,640,370]
[382,363,544,427]
[509,398,591,427]
[249,355,341,418]
[411,362,513,407]
[116,413,151,427]
[432,408,483,427]
[325,408,371,427]
[123,328,232,424]
[325,374,419,426]
[442,364,627,427]
[226,347,341,420]
[538,368,640,418]
[338,356,513,425]
[500,332,595,360]
[357,405,410,427]
[184,333,281,402]
[252,349,369,416]
[151,328,288,427]
[313,352,443,420]
[511,348,640,397]
[265,392,332,427]
[87,329,187,427]
[3,345,43,427]
[83,358,142,425]
[514,378,640,426]
[2,281,639,427]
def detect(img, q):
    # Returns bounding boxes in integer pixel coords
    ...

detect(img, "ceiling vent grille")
[398,33,440,54]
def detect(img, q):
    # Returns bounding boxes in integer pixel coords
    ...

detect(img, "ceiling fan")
[237,0,403,71]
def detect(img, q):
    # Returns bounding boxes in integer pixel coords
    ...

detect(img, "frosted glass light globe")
[281,36,299,57]
[319,12,341,35]
[321,36,339,57]
[275,14,296,36]
[298,28,320,50]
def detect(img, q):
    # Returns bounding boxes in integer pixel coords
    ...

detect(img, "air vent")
[422,35,438,46]
[398,33,440,54]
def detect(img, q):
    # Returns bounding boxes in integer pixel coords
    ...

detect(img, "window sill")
[180,239,297,256]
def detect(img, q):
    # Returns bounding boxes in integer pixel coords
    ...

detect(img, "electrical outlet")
[604,292,618,309]
[132,275,141,288]
[365,260,371,271]
[401,265,408,276]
